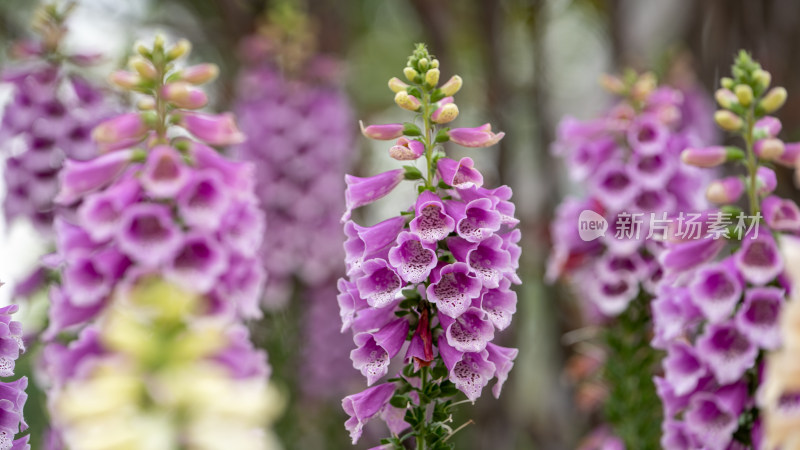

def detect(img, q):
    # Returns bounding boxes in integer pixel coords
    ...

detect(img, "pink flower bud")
[92,113,149,151]
[388,138,425,160]
[359,121,404,140]
[755,117,782,138]
[179,63,219,85]
[55,150,136,204]
[394,91,421,111]
[706,177,744,204]
[777,142,800,167]
[447,124,505,148]
[109,71,141,89]
[680,146,741,168]
[178,112,245,146]
[432,103,459,124]
[161,82,208,109]
[757,166,777,196]
[754,138,785,160]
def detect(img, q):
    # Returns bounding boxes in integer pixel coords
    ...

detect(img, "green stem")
[743,109,758,217]
[422,89,435,190]
[415,365,429,450]
[153,55,169,143]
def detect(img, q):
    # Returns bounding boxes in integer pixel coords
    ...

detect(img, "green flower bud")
[425,68,440,87]
[714,110,743,131]
[721,77,735,90]
[403,67,418,82]
[760,87,787,113]
[734,84,753,107]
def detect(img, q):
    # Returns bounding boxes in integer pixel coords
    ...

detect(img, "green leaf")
[435,128,450,143]
[430,88,446,103]
[403,122,422,136]
[389,394,408,408]
[404,165,423,180]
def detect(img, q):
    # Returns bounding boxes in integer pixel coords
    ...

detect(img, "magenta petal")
[117,203,182,267]
[140,145,191,198]
[165,232,226,294]
[77,177,140,242]
[437,157,483,189]
[360,122,404,140]
[684,393,738,450]
[696,321,758,385]
[448,123,504,148]
[179,112,245,146]
[762,195,800,232]
[449,350,496,402]
[734,231,783,286]
[409,191,455,243]
[342,383,395,444]
[454,198,501,242]
[44,287,106,339]
[663,341,707,396]
[688,258,743,323]
[350,336,390,385]
[480,279,517,330]
[176,170,230,230]
[387,232,437,283]
[342,169,404,222]
[355,259,404,308]
[442,307,494,353]
[55,150,134,204]
[735,287,783,349]
[486,343,517,398]
[426,262,482,318]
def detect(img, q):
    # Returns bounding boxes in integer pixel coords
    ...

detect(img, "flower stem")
[153,54,168,143]
[422,88,435,190]
[415,365,429,450]
[743,109,758,217]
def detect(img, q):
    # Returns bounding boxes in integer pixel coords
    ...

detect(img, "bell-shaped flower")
[734,231,783,286]
[387,232,437,284]
[344,217,405,275]
[77,177,140,242]
[44,287,106,340]
[140,145,191,198]
[651,286,703,349]
[437,157,483,189]
[176,170,229,230]
[355,259,404,308]
[188,142,255,194]
[735,287,783,350]
[62,250,126,308]
[630,152,677,190]
[486,343,518,399]
[351,319,408,385]
[591,163,636,211]
[440,307,494,353]
[116,203,183,267]
[448,235,512,289]
[696,321,758,385]
[663,341,707,396]
[409,191,455,243]
[342,169,404,222]
[589,271,639,316]
[627,115,668,156]
[55,149,135,205]
[388,137,424,161]
[91,113,148,152]
[660,237,726,275]
[762,195,800,232]
[438,337,496,402]
[480,279,517,331]
[447,124,504,148]
[342,383,396,444]
[219,200,264,259]
[426,262,482,318]
[165,232,226,294]
[447,198,501,243]
[684,383,747,450]
[337,278,368,333]
[178,112,245,146]
[688,257,744,323]
[359,122,404,140]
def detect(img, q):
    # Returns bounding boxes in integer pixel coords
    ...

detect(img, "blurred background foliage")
[3,0,800,449]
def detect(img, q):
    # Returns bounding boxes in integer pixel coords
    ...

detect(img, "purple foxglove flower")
[356,259,404,308]
[762,195,800,232]
[0,377,28,435]
[116,203,183,267]
[591,163,636,211]
[165,232,226,293]
[387,232,437,283]
[91,112,148,151]
[342,383,395,444]
[352,319,408,385]
[663,341,707,396]
[440,307,495,353]
[342,169,404,222]
[178,112,245,146]
[388,137,425,161]
[217,252,265,319]
[140,145,191,198]
[359,122,404,140]
[0,306,24,377]
[11,268,47,300]
[55,149,135,204]
[176,170,229,230]
[696,321,758,384]
[448,198,501,243]
[447,124,505,148]
[437,157,483,189]
[77,177,140,242]
[661,420,696,449]
[688,258,744,323]
[589,271,639,316]
[44,287,106,340]
[755,116,782,137]
[735,287,783,349]
[426,262,482,318]
[776,141,800,167]
[627,115,668,155]
[337,278,368,332]
[684,383,747,450]
[630,152,677,189]
[188,142,255,193]
[734,231,783,286]
[448,235,512,289]
[219,200,264,258]
[660,237,726,275]
[632,188,676,213]
[651,286,703,349]
[344,217,405,274]
[438,337,496,402]
[757,166,778,195]
[485,343,517,398]
[479,279,517,331]
[409,191,455,243]
[61,253,116,308]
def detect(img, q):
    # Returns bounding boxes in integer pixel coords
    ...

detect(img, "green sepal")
[404,165,423,180]
[403,122,422,136]
[435,128,450,143]
[430,88,446,103]
[407,86,422,98]
[430,363,448,380]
